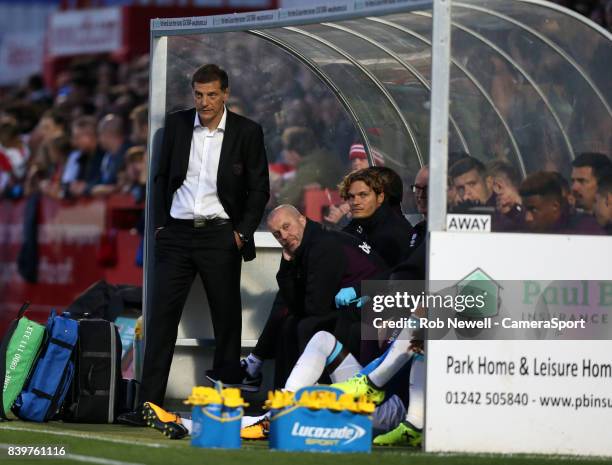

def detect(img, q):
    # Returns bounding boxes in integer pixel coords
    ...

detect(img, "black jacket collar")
[352,202,392,232]
[293,220,322,261]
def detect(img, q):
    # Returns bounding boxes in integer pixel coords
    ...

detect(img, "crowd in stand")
[0,46,360,211]
[0,56,150,204]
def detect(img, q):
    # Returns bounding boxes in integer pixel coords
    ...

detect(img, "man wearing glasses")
[408,165,428,253]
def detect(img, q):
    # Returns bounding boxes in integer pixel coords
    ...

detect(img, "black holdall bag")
[61,318,122,423]
[117,378,140,415]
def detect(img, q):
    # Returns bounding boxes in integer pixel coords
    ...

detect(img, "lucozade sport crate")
[185,386,247,449]
[268,386,373,453]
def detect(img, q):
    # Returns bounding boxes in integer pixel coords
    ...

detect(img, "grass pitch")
[0,421,610,465]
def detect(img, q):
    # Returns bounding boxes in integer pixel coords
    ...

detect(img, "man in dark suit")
[140,64,269,409]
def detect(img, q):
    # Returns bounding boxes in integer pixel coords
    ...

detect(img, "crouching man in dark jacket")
[244,204,387,388]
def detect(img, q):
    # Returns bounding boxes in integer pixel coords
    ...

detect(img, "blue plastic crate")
[191,403,243,449]
[269,386,372,453]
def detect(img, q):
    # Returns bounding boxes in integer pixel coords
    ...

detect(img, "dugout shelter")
[146,0,612,455]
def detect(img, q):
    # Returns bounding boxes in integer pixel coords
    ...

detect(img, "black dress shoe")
[206,365,261,392]
[116,406,146,426]
[205,367,241,383]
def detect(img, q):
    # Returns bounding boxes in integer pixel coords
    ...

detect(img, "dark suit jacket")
[153,108,270,261]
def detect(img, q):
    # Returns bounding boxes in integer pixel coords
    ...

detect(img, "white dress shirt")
[170,107,230,220]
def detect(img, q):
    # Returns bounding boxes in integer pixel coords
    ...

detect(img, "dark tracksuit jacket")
[254,220,386,387]
[343,203,414,268]
[277,219,387,317]
[275,219,387,363]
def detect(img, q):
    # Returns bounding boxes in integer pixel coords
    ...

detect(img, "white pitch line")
[0,444,145,465]
[0,425,169,448]
[63,454,145,465]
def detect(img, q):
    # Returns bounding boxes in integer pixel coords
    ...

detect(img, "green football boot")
[331,374,385,404]
[373,421,422,447]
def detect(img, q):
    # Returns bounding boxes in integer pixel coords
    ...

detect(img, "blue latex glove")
[355,296,371,308]
[335,287,357,308]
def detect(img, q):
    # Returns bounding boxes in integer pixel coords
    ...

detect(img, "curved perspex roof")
[150,0,611,214]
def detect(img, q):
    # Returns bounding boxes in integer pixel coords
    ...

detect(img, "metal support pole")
[427,0,452,233]
[141,33,168,395]
[425,0,452,452]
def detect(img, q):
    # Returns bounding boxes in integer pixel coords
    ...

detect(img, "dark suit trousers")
[140,221,242,406]
[252,292,299,388]
[253,291,339,389]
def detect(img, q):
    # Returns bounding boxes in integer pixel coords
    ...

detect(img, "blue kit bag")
[13,310,78,422]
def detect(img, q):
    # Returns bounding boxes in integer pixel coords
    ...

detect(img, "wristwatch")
[237,232,249,243]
